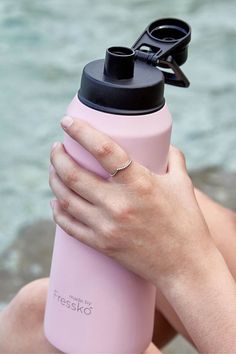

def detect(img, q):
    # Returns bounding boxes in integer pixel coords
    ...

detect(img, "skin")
[49,117,219,286]
[50,117,236,353]
[47,115,236,353]
[1,116,235,353]
[0,194,235,354]
[0,279,160,354]
[152,189,236,347]
[49,119,213,288]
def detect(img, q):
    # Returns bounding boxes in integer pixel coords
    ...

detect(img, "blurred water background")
[0,1,235,352]
[0,0,236,328]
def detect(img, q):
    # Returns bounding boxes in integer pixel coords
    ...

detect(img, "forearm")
[160,247,236,354]
[153,191,236,352]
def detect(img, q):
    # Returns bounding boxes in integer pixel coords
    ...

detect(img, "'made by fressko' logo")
[53,289,93,316]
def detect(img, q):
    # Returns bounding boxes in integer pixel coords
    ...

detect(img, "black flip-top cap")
[78,46,165,115]
[147,18,191,66]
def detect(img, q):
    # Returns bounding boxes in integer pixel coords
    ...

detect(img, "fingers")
[49,167,100,229]
[60,116,134,181]
[167,145,188,175]
[50,199,97,249]
[50,142,108,205]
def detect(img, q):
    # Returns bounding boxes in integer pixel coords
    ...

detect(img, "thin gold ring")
[110,160,132,177]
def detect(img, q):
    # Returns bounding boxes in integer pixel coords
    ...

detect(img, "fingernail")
[50,200,56,209]
[51,142,59,152]
[61,116,73,129]
[49,164,54,173]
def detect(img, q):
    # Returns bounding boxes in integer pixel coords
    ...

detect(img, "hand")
[49,116,215,290]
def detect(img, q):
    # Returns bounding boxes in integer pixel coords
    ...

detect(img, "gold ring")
[110,160,132,177]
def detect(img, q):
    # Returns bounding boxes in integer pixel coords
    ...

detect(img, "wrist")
[155,237,218,294]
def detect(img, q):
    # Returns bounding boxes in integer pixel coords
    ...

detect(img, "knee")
[5,278,49,328]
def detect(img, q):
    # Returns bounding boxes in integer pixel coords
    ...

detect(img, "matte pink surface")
[44,96,172,353]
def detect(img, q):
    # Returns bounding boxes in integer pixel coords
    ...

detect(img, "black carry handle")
[132,18,191,87]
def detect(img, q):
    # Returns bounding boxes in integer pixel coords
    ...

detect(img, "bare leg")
[195,189,236,277]
[0,278,161,354]
[0,278,61,354]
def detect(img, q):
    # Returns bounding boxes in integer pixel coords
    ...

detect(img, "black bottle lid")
[79,46,165,115]
[78,18,191,115]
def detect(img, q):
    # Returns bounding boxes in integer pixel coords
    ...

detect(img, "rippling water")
[0,0,236,251]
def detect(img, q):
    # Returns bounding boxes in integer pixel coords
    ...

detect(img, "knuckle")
[99,240,115,254]
[175,147,186,161]
[98,223,120,253]
[60,197,70,211]
[96,208,131,253]
[64,169,78,188]
[117,205,134,222]
[109,200,134,222]
[176,171,193,189]
[134,175,153,196]
[95,141,115,159]
[183,174,193,189]
[52,207,74,238]
[102,222,117,239]
[63,223,72,237]
[56,217,73,237]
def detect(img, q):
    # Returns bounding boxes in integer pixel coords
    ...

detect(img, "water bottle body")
[44,96,172,354]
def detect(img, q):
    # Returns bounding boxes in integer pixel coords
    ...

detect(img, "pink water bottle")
[44,18,191,354]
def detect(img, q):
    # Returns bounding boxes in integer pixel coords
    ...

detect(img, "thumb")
[167,145,188,175]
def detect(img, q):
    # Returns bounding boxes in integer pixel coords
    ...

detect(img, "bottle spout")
[103,46,135,80]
